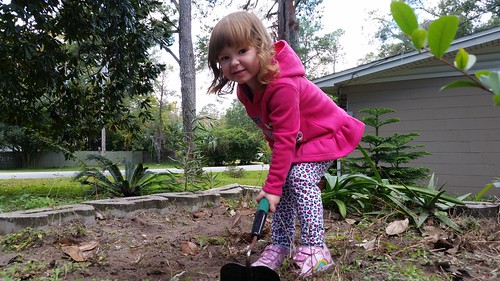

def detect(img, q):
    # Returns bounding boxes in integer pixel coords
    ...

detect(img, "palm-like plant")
[74,154,172,197]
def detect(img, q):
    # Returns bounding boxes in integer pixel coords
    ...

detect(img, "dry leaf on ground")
[60,240,99,262]
[386,218,409,235]
[180,241,198,256]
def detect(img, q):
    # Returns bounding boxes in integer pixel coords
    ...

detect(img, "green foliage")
[207,127,261,165]
[390,1,419,36]
[200,102,264,166]
[74,154,172,197]
[322,173,373,218]
[0,0,173,150]
[344,107,430,185]
[327,106,464,230]
[297,18,345,78]
[474,178,500,201]
[199,126,228,166]
[323,146,465,231]
[6,193,57,211]
[0,258,84,281]
[0,177,92,212]
[224,100,260,133]
[372,0,500,61]
[166,120,212,192]
[0,123,49,168]
[224,166,246,178]
[427,16,459,57]
[203,171,222,190]
[0,228,45,251]
[390,1,500,105]
[0,170,268,212]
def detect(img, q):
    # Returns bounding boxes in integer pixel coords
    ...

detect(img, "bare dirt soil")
[0,198,499,281]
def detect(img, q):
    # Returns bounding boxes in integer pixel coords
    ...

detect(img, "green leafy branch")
[391,1,500,105]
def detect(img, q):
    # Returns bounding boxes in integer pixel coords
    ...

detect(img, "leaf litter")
[0,200,498,280]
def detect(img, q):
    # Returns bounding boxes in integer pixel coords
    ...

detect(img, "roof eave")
[314,26,500,90]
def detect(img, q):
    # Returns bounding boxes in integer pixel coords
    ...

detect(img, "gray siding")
[345,77,500,197]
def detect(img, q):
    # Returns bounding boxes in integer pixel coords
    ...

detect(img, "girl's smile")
[218,45,261,90]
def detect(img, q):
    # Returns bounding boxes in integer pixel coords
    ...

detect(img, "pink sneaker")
[293,244,334,277]
[252,244,290,270]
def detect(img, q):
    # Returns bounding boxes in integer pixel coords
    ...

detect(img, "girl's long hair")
[207,11,279,95]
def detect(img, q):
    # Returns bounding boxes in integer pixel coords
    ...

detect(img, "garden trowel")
[220,198,280,281]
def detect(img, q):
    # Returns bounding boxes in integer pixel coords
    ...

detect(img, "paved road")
[0,164,270,180]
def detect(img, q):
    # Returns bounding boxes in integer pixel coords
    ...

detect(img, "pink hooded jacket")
[237,40,365,196]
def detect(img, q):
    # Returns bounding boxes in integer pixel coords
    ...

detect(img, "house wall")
[344,77,500,197]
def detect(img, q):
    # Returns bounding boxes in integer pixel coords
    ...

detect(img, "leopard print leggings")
[271,161,333,247]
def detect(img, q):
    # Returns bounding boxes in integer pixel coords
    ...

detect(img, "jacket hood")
[274,40,305,78]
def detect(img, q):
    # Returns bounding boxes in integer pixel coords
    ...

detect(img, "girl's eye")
[218,56,229,62]
[238,48,247,54]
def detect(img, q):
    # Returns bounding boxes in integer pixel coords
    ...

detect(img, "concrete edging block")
[0,204,95,235]
[0,183,262,234]
[201,184,260,200]
[83,195,171,217]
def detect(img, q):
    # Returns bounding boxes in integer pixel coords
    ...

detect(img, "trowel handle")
[251,198,270,239]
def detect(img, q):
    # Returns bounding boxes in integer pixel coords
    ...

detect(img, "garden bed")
[0,199,499,280]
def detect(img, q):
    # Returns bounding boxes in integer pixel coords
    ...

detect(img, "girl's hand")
[255,190,280,212]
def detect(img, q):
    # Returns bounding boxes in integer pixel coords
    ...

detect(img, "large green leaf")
[489,71,500,94]
[332,199,347,218]
[423,190,447,209]
[475,180,500,201]
[433,211,462,232]
[440,80,482,91]
[358,145,382,182]
[494,94,500,105]
[388,184,465,205]
[428,16,459,57]
[416,209,430,228]
[391,1,419,36]
[454,48,476,71]
[475,70,491,80]
[381,192,418,224]
[411,29,427,50]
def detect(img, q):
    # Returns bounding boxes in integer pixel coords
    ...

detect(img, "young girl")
[207,11,365,277]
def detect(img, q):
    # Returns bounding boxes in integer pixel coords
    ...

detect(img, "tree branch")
[164,47,180,65]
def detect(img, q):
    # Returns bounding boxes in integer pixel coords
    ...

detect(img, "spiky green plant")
[74,154,172,197]
[323,146,466,231]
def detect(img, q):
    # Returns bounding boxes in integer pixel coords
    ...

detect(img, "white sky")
[160,0,394,113]
[322,0,393,68]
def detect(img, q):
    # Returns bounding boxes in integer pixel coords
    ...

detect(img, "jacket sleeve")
[262,85,300,196]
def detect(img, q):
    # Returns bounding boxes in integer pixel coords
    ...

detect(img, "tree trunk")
[156,71,167,164]
[178,0,196,155]
[277,0,299,50]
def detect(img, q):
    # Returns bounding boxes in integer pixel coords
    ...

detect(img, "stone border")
[0,184,260,235]
[451,201,500,219]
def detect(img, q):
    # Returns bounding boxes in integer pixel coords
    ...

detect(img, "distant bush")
[224,166,246,178]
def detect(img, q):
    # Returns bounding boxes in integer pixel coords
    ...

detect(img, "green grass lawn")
[0,162,177,173]
[0,170,268,213]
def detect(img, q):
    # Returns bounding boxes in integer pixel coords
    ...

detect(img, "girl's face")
[218,45,261,91]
